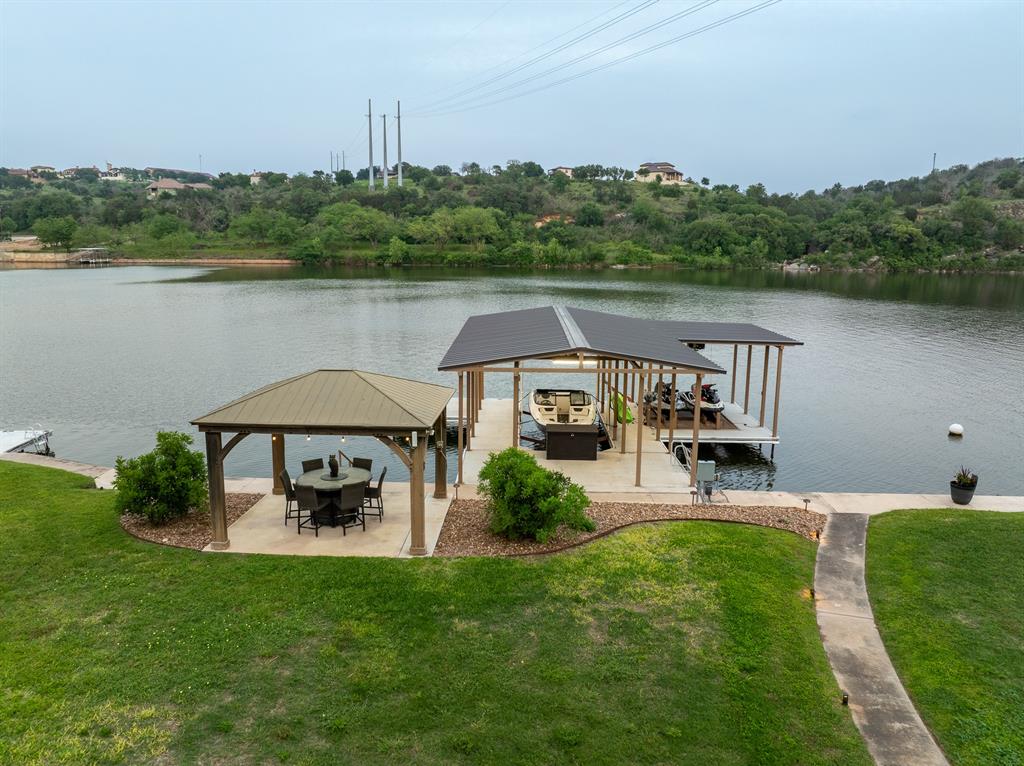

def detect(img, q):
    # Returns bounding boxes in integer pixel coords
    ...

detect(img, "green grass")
[0,461,869,765]
[867,510,1024,766]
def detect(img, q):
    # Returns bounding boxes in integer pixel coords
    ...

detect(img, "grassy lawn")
[867,510,1024,766]
[0,461,869,765]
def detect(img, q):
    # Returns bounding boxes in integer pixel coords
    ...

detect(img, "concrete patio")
[206,481,454,557]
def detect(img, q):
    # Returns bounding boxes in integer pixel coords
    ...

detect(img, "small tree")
[114,431,207,524]
[478,448,593,542]
[33,215,78,250]
[576,202,604,227]
[334,169,354,186]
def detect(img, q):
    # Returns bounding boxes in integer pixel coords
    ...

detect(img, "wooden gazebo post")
[205,431,229,550]
[512,361,520,448]
[271,432,285,495]
[634,368,646,486]
[409,432,427,555]
[759,346,770,427]
[772,346,785,438]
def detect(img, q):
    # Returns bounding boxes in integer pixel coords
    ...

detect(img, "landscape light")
[842,692,849,706]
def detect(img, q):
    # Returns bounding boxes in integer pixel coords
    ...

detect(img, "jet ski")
[681,383,726,415]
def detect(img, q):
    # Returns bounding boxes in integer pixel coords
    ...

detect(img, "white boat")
[528,389,596,430]
[1,427,54,456]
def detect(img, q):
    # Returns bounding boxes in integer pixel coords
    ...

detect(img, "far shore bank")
[1,251,1021,275]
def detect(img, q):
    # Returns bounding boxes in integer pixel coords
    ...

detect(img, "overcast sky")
[1,0,1021,192]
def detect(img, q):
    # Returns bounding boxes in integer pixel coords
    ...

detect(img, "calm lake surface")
[1,265,1022,494]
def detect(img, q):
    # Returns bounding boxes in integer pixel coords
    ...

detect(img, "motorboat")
[682,383,726,415]
[528,389,596,430]
[1,427,53,456]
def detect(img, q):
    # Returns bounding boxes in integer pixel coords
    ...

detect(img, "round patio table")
[295,466,371,491]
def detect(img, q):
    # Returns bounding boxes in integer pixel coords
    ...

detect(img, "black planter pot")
[950,480,977,505]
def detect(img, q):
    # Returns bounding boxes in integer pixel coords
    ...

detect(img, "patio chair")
[295,484,334,537]
[279,469,299,525]
[362,466,387,522]
[301,458,324,474]
[336,482,367,536]
[352,457,373,473]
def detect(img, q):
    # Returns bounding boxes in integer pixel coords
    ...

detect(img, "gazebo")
[191,370,453,555]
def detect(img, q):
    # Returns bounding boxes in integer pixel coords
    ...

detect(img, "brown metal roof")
[191,370,453,432]
[438,306,748,373]
[673,321,802,346]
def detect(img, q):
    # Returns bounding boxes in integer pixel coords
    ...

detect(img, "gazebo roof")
[191,370,453,433]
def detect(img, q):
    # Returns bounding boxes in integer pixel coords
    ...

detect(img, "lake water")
[1,265,1022,494]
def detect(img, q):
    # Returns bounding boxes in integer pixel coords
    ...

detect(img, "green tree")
[576,202,604,227]
[994,217,1024,249]
[451,207,500,245]
[113,431,207,525]
[33,215,77,250]
[147,213,187,240]
[334,169,354,186]
[431,165,452,177]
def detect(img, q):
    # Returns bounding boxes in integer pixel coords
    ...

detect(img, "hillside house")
[549,166,574,178]
[636,162,687,185]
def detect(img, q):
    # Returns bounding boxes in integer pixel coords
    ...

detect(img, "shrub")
[114,431,208,524]
[477,448,593,542]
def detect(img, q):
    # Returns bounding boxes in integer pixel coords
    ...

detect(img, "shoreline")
[1,253,1020,275]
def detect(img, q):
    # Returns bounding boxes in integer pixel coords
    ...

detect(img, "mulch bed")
[120,493,264,551]
[433,499,826,557]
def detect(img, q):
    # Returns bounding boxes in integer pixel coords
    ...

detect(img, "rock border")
[434,499,825,557]
[120,493,263,551]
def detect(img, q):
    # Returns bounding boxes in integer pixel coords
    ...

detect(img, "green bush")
[114,431,208,524]
[477,448,593,542]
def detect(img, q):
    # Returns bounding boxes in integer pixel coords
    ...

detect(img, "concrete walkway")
[815,513,949,766]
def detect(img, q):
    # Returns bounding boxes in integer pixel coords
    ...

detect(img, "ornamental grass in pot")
[950,466,978,505]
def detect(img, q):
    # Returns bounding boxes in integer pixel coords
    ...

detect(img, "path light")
[803,498,811,512]
[842,692,849,706]
[810,587,815,599]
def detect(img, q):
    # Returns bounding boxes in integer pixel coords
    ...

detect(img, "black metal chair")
[336,482,367,535]
[279,469,299,525]
[301,458,324,474]
[352,457,373,473]
[295,484,334,537]
[362,466,387,521]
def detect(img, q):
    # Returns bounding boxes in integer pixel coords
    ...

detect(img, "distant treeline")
[1,158,1022,271]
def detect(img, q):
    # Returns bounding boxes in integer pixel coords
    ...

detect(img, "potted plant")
[950,466,979,505]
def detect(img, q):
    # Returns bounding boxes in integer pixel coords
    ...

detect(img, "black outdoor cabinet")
[545,424,598,460]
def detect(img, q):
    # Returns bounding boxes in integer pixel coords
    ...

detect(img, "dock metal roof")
[192,370,453,433]
[439,306,801,372]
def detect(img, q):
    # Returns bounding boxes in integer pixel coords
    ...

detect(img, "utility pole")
[367,99,375,191]
[396,100,403,187]
[381,113,389,189]
[342,150,346,171]
[932,152,937,174]
[199,154,203,173]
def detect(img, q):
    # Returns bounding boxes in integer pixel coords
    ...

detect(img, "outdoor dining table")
[295,467,371,525]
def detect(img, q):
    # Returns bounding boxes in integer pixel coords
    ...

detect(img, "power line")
[412,0,720,116]
[412,0,659,113]
[413,0,635,103]
[416,0,782,118]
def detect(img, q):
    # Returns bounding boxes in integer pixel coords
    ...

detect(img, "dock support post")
[759,346,770,427]
[434,411,447,499]
[457,372,464,482]
[635,366,646,486]
[205,432,229,550]
[667,373,677,458]
[689,373,702,487]
[772,346,784,438]
[271,432,285,495]
[466,372,473,449]
[655,373,663,441]
[512,361,520,449]
[731,344,738,403]
[619,361,627,454]
[743,345,752,413]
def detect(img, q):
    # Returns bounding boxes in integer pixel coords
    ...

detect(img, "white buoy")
[949,423,964,436]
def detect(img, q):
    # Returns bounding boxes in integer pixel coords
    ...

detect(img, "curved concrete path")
[815,512,949,766]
